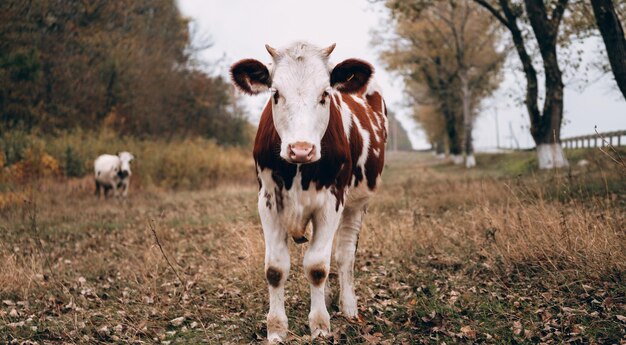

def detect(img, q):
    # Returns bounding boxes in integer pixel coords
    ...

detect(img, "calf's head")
[231,42,373,164]
[117,151,134,178]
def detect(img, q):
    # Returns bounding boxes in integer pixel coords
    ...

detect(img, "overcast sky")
[177,0,625,150]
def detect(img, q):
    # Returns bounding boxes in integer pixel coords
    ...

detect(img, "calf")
[94,151,134,198]
[231,42,387,342]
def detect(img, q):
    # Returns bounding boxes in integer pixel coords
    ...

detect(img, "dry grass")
[368,165,626,280]
[1,150,625,344]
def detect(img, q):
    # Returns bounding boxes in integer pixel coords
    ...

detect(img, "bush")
[0,129,254,190]
[63,146,85,177]
[0,129,40,166]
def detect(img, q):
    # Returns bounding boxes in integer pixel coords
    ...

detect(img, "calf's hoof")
[309,310,331,339]
[267,333,285,344]
[267,313,288,343]
[340,296,358,319]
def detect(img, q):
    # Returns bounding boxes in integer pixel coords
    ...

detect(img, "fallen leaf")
[113,324,124,334]
[97,325,109,335]
[460,325,476,339]
[512,321,522,335]
[170,316,185,326]
[569,325,584,335]
[363,333,381,344]
[8,321,25,328]
[562,307,586,314]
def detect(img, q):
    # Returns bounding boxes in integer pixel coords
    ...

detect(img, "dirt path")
[1,152,624,344]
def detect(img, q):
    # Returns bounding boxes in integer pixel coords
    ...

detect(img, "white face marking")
[118,151,134,174]
[268,43,334,163]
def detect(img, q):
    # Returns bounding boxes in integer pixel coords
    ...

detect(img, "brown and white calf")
[230,42,387,342]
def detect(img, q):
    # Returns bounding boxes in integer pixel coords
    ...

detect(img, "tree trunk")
[435,136,446,158]
[590,0,626,100]
[464,121,476,168]
[442,107,464,164]
[460,72,476,168]
[524,0,569,169]
[532,73,568,169]
[474,0,569,169]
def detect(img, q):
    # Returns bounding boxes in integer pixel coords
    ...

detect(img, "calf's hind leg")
[104,185,113,198]
[334,206,364,318]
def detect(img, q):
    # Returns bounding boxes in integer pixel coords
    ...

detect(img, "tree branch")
[550,0,569,33]
[473,0,511,30]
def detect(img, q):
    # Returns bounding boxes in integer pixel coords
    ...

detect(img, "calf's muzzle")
[288,142,315,163]
[118,170,130,179]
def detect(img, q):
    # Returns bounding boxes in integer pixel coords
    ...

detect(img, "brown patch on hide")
[253,101,297,191]
[264,190,272,210]
[266,267,282,287]
[342,93,386,190]
[308,263,327,286]
[274,186,284,212]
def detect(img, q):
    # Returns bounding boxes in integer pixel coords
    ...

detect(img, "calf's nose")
[288,142,315,163]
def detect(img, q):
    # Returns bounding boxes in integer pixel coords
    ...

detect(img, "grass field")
[1,149,625,344]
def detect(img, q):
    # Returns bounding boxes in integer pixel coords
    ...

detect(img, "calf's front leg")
[258,195,290,343]
[305,201,343,338]
[121,179,130,197]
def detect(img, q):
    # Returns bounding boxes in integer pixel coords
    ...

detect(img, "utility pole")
[508,121,520,150]
[494,108,500,149]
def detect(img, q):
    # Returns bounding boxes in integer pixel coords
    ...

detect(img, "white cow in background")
[94,151,134,198]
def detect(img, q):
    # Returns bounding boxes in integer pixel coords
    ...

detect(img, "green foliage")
[0,129,42,166]
[1,48,40,82]
[474,151,538,175]
[63,146,85,178]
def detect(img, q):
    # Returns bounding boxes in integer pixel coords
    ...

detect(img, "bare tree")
[590,0,626,100]
[474,0,570,169]
[380,0,503,166]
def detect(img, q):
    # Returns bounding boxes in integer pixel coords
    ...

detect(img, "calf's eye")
[272,90,280,104]
[320,91,329,105]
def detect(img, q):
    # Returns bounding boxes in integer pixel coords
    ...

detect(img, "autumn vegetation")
[0,0,253,192]
[379,0,626,169]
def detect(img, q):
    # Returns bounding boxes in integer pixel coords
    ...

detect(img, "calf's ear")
[330,59,373,93]
[230,59,271,95]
